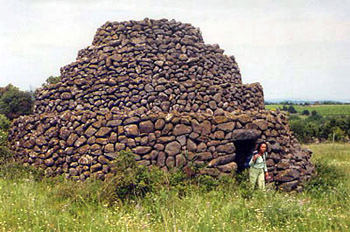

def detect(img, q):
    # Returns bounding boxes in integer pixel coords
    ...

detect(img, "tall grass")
[0,144,350,231]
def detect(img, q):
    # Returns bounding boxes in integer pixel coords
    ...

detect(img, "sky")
[0,0,349,102]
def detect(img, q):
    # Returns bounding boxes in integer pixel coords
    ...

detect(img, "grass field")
[0,143,350,231]
[265,104,350,116]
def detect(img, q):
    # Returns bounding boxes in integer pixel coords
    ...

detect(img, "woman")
[249,142,270,190]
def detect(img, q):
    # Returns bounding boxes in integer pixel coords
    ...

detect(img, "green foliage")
[301,109,310,115]
[42,76,61,87]
[235,169,255,199]
[194,174,219,192]
[289,114,350,143]
[0,146,12,164]
[0,114,10,131]
[102,150,169,204]
[0,126,11,164]
[0,84,33,120]
[0,130,7,147]
[288,105,297,113]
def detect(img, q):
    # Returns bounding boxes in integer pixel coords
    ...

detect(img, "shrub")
[288,105,297,114]
[0,114,10,131]
[301,109,310,115]
[101,150,169,204]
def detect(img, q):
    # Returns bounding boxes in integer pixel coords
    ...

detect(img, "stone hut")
[8,18,314,191]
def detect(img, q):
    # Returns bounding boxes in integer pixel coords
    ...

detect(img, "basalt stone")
[196,152,213,161]
[166,156,175,168]
[124,124,139,137]
[173,124,192,136]
[74,136,87,147]
[115,143,126,151]
[139,120,155,133]
[175,154,186,168]
[67,134,79,146]
[217,122,235,132]
[91,163,102,172]
[216,143,235,153]
[232,129,260,141]
[104,144,115,153]
[253,119,268,131]
[44,158,55,167]
[157,152,166,167]
[155,119,166,130]
[165,141,181,156]
[78,144,90,154]
[78,155,93,165]
[61,92,72,100]
[132,146,152,155]
[208,154,236,167]
[96,127,112,137]
[186,139,197,151]
[275,169,301,182]
[237,114,251,124]
[59,127,71,140]
[158,136,175,143]
[85,126,97,137]
[217,162,237,173]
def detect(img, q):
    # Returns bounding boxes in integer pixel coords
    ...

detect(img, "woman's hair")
[257,142,267,152]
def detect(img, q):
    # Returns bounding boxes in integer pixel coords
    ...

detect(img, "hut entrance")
[234,139,257,172]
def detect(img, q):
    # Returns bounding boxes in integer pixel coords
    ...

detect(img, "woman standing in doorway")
[249,142,270,190]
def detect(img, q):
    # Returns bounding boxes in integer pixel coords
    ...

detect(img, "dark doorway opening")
[234,139,257,172]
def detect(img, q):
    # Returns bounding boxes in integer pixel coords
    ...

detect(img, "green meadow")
[0,143,350,232]
[265,104,350,116]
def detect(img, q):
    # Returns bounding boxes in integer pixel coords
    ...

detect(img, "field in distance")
[265,104,350,116]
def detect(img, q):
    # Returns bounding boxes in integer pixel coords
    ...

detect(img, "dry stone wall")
[9,109,313,191]
[9,18,314,191]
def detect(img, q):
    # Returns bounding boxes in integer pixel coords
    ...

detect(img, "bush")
[288,105,297,114]
[0,114,10,131]
[301,109,310,115]
[102,150,169,204]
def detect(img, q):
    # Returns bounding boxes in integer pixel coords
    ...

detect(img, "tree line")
[289,112,350,143]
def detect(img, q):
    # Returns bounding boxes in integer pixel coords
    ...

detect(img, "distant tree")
[0,84,33,120]
[42,76,61,87]
[301,110,310,115]
[288,105,297,114]
[282,105,288,111]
